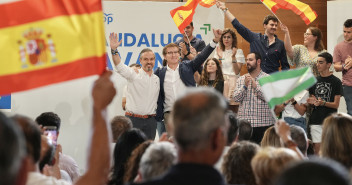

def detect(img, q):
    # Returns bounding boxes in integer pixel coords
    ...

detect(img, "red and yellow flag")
[272,0,317,25]
[0,0,106,95]
[260,0,282,13]
[199,0,216,8]
[170,0,201,33]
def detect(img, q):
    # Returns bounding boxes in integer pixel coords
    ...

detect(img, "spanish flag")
[272,0,317,25]
[199,0,216,8]
[170,0,201,34]
[260,0,282,13]
[0,0,106,95]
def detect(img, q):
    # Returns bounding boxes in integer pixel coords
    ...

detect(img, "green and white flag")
[259,67,316,109]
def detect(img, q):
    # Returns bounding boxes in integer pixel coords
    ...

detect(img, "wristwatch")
[184,51,191,57]
[111,48,119,56]
[292,101,297,105]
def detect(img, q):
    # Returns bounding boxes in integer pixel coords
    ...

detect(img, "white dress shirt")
[26,172,71,185]
[282,90,309,119]
[115,63,160,115]
[163,65,187,112]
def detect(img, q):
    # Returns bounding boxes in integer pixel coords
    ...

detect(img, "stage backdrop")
[327,0,350,114]
[8,1,223,172]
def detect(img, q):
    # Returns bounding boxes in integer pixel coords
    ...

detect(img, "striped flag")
[0,0,106,95]
[258,67,316,109]
[170,0,201,33]
[199,0,216,8]
[272,0,317,25]
[260,0,282,13]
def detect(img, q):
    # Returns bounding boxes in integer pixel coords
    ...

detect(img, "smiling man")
[110,32,160,140]
[216,1,289,74]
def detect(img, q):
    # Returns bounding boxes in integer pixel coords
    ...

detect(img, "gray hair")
[139,142,177,181]
[289,125,308,156]
[0,112,26,185]
[171,87,228,151]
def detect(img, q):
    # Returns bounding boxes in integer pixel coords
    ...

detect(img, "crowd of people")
[2,1,352,185]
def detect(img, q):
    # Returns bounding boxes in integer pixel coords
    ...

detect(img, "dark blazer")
[154,44,215,121]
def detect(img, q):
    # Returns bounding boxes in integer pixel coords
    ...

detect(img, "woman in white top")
[214,28,245,102]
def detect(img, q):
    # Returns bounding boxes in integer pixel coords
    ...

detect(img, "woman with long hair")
[198,58,228,95]
[280,24,327,76]
[214,28,245,100]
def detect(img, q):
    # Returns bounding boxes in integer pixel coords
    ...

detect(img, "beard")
[247,63,257,73]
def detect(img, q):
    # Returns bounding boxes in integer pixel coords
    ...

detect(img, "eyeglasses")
[304,33,313,36]
[167,51,179,55]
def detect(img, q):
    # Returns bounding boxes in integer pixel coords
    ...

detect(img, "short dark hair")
[318,52,333,64]
[13,115,42,163]
[139,48,154,60]
[227,111,238,145]
[238,119,252,141]
[0,112,26,185]
[249,52,262,61]
[273,158,351,185]
[110,116,132,143]
[189,22,194,27]
[35,112,61,131]
[344,19,352,28]
[263,15,278,25]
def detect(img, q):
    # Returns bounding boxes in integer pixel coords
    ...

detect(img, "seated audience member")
[136,142,177,182]
[0,112,28,185]
[260,126,281,148]
[222,141,260,185]
[289,125,308,157]
[320,113,352,171]
[110,116,133,143]
[198,58,228,95]
[36,112,80,182]
[109,129,147,185]
[12,71,116,185]
[130,87,229,185]
[273,158,351,185]
[123,140,153,184]
[237,119,252,141]
[214,110,238,171]
[251,147,300,185]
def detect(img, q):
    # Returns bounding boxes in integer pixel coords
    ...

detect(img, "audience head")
[251,147,300,185]
[260,126,281,148]
[110,116,132,143]
[318,52,333,64]
[171,87,228,163]
[109,128,147,185]
[237,119,252,141]
[35,112,61,132]
[343,19,352,42]
[289,125,308,156]
[183,22,194,38]
[199,58,224,87]
[226,111,239,145]
[263,15,278,35]
[222,141,259,185]
[321,113,352,169]
[306,27,324,51]
[219,28,238,50]
[138,142,177,181]
[246,52,261,73]
[13,115,41,164]
[123,140,153,183]
[273,158,351,185]
[0,112,27,185]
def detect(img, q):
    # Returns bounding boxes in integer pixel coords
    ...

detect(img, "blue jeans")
[284,117,307,133]
[343,85,352,116]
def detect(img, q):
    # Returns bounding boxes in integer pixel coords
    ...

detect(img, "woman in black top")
[199,58,228,95]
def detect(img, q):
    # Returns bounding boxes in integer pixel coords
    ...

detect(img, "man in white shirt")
[109,32,160,140]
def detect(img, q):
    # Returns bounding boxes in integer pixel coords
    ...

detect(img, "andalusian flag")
[170,0,201,33]
[0,0,106,95]
[272,0,317,25]
[260,0,282,13]
[259,67,316,109]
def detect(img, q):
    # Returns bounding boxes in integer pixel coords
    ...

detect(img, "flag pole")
[259,0,282,23]
[183,28,192,44]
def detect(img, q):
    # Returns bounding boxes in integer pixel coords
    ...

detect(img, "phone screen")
[44,127,58,146]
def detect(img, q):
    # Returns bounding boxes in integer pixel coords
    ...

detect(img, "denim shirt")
[231,18,290,74]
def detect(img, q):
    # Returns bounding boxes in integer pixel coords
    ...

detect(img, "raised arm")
[75,71,116,185]
[280,23,294,60]
[109,32,122,66]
